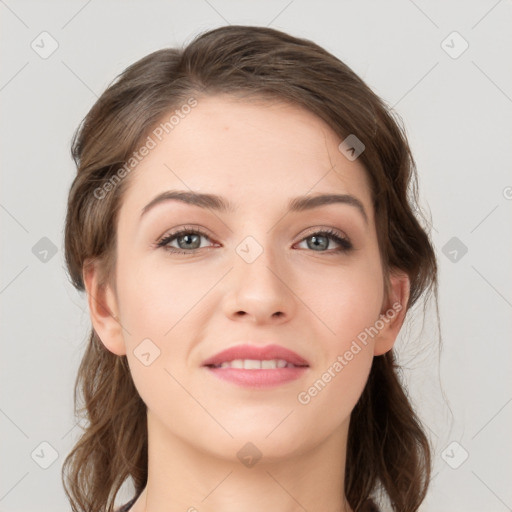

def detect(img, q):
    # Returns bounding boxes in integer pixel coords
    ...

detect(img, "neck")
[132,410,353,512]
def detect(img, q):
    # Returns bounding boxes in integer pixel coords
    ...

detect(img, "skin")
[85,95,409,512]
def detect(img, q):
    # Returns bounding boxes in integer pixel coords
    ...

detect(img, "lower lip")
[204,366,309,388]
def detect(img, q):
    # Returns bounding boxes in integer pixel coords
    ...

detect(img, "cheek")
[295,342,373,444]
[115,253,215,336]
[114,256,217,389]
[294,270,381,430]
[115,261,199,421]
[297,256,384,340]
[294,258,382,410]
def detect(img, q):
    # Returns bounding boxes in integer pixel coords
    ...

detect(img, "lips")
[202,343,309,368]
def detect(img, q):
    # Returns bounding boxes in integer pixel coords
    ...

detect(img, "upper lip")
[202,344,309,367]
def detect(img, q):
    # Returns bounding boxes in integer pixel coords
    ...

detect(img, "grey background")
[1,1,511,511]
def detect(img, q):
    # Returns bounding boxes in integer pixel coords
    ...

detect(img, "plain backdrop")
[1,1,511,511]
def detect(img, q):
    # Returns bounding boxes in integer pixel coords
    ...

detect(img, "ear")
[83,259,126,356]
[373,270,410,356]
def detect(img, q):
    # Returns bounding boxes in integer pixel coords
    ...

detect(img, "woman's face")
[91,95,407,462]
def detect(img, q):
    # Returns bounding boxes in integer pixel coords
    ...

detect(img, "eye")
[295,228,353,253]
[156,226,353,255]
[156,226,216,254]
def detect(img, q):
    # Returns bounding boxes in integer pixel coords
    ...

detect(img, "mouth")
[206,358,306,370]
[201,344,309,388]
[201,343,310,368]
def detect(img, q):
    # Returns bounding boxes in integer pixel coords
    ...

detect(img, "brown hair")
[62,25,438,512]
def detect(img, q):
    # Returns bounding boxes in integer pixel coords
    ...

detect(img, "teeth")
[213,359,294,369]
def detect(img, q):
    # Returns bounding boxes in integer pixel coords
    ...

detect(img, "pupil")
[309,235,328,250]
[179,234,200,249]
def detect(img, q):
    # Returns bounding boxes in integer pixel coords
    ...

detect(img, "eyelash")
[155,226,353,255]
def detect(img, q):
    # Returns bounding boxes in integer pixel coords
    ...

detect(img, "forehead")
[121,95,373,218]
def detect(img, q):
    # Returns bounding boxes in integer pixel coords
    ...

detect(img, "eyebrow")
[140,190,368,224]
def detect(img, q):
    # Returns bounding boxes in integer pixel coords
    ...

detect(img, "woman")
[62,25,437,512]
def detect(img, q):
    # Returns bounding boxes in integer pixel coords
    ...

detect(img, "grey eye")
[306,234,330,251]
[176,233,202,250]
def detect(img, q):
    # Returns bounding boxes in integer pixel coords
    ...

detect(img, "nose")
[221,240,297,325]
